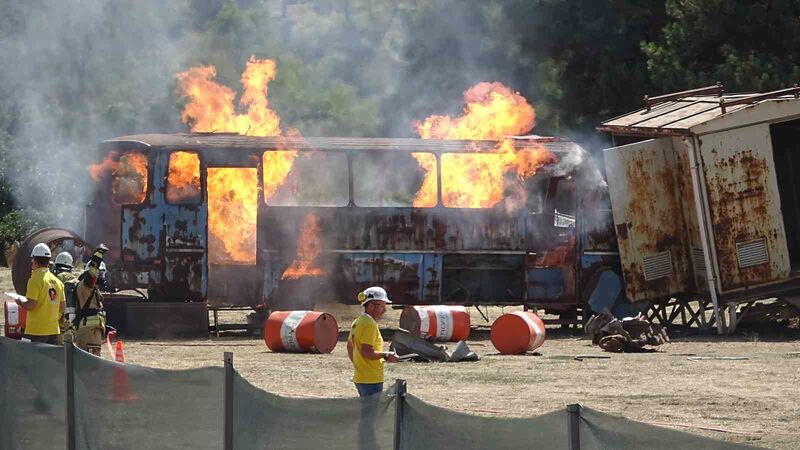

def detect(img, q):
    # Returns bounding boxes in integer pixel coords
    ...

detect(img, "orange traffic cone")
[111,341,137,402]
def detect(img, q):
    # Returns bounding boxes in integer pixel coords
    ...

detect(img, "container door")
[117,151,162,289]
[603,138,693,302]
[526,176,578,302]
[701,124,790,291]
[206,166,260,307]
[160,151,207,300]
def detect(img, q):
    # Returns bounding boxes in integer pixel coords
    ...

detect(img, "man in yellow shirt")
[17,243,65,345]
[347,286,398,397]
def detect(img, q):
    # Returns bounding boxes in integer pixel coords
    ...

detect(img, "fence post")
[224,352,233,450]
[393,379,407,450]
[567,403,581,450]
[65,333,75,450]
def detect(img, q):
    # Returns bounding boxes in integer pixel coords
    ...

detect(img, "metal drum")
[399,305,471,342]
[3,300,27,339]
[263,311,339,353]
[490,311,546,355]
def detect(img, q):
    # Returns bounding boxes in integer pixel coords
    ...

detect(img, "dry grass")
[3,268,800,448]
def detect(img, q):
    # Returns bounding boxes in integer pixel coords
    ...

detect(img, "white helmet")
[55,251,74,267]
[358,286,391,304]
[30,243,52,258]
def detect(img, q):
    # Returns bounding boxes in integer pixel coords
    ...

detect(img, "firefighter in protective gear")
[52,252,79,345]
[69,244,109,355]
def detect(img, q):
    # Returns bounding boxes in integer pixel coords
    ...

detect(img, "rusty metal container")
[399,305,471,342]
[3,300,26,339]
[490,311,546,355]
[601,91,800,302]
[264,311,339,353]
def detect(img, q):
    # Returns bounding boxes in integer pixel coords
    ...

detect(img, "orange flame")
[176,56,281,136]
[176,56,298,263]
[413,82,555,208]
[89,151,119,181]
[207,168,257,264]
[411,152,438,207]
[89,151,148,204]
[113,153,148,204]
[263,151,298,201]
[415,82,535,140]
[166,151,201,203]
[281,213,324,280]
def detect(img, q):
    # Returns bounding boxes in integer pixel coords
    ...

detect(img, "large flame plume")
[176,56,282,136]
[176,56,299,263]
[166,151,201,203]
[413,82,555,208]
[281,213,324,280]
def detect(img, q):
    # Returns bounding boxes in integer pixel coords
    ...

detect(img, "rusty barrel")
[399,305,471,342]
[264,311,339,353]
[3,300,27,339]
[490,311,546,355]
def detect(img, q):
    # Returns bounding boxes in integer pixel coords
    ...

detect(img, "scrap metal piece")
[587,310,669,353]
[391,329,479,362]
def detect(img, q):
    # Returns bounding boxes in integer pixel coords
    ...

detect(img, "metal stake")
[224,352,233,450]
[567,403,581,450]
[393,379,407,450]
[65,333,76,450]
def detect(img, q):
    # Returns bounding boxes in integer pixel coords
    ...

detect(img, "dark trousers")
[355,382,384,397]
[23,334,60,345]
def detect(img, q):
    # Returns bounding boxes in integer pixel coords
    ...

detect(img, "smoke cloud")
[0,1,195,232]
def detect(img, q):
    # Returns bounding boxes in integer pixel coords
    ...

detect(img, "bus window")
[112,152,148,204]
[264,151,348,206]
[583,185,617,252]
[166,151,201,204]
[352,152,436,207]
[553,177,576,228]
[440,153,507,208]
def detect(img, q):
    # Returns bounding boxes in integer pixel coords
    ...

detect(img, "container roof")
[101,134,583,154]
[599,87,800,137]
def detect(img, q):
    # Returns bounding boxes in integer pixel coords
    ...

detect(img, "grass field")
[3,267,800,449]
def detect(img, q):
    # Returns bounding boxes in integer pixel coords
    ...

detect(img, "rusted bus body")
[85,133,621,319]
[600,88,800,332]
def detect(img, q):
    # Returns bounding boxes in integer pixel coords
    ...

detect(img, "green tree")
[643,0,800,92]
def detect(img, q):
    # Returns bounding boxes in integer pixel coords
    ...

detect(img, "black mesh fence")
[0,337,763,450]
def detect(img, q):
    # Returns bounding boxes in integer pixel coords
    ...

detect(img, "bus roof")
[101,133,583,154]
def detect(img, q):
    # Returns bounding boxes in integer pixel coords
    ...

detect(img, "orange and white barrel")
[399,305,470,342]
[264,311,339,353]
[490,311,546,355]
[3,300,26,339]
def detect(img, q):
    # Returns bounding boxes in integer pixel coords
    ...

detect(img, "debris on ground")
[687,356,749,361]
[390,329,479,362]
[585,310,669,353]
[574,355,612,361]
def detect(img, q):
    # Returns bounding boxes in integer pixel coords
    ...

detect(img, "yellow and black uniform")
[24,268,65,339]
[72,282,105,353]
[349,313,385,384]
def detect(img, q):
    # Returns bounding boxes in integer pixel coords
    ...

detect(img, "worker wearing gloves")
[70,245,108,355]
[17,243,65,345]
[347,286,399,397]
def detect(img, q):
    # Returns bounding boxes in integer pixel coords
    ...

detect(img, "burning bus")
[21,133,615,336]
[8,58,623,336]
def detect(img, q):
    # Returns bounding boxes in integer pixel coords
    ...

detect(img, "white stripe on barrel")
[400,305,470,342]
[264,310,339,353]
[279,310,309,352]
